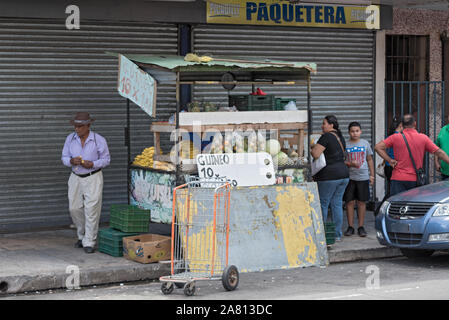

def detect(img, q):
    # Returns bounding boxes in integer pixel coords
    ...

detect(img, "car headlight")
[379,201,390,215]
[433,204,449,216]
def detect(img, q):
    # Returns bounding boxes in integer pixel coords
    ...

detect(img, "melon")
[266,139,281,156]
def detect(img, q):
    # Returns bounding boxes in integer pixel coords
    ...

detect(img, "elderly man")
[375,114,449,196]
[61,112,111,253]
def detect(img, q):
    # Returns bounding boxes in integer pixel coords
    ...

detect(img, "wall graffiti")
[130,168,176,224]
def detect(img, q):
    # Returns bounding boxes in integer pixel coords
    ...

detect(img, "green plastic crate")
[274,98,297,110]
[324,222,336,245]
[98,227,140,257]
[99,242,123,257]
[229,94,276,111]
[110,204,151,233]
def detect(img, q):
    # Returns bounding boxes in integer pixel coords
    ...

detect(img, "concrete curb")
[1,263,171,295]
[328,247,402,264]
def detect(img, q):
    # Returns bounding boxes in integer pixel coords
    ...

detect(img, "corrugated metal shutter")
[192,24,374,142]
[0,18,178,233]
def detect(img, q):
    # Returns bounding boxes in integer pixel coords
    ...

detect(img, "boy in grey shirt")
[343,122,374,237]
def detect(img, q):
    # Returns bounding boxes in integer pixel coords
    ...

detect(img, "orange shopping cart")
[159,178,239,296]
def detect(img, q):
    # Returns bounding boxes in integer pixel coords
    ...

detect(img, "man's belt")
[72,169,101,178]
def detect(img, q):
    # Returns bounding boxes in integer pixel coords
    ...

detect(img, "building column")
[375,29,386,202]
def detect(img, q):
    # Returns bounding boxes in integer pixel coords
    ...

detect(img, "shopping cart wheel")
[222,265,239,291]
[183,281,196,296]
[161,282,174,295]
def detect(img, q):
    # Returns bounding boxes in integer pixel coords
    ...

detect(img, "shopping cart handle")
[214,182,231,193]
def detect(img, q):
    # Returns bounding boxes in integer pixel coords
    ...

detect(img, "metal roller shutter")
[0,18,178,233]
[191,24,374,142]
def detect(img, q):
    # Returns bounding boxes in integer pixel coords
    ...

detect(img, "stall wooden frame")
[111,53,316,181]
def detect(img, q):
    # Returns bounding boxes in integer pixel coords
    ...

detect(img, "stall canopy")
[108,52,317,84]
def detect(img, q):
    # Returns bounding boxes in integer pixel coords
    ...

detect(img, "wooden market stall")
[111,53,317,224]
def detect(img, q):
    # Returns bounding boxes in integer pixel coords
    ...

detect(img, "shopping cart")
[159,178,239,296]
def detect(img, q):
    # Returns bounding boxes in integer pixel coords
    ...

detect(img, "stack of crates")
[98,228,140,257]
[98,204,151,257]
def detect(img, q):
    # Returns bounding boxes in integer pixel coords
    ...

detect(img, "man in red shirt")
[375,114,449,196]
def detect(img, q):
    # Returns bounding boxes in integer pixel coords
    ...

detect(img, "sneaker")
[358,226,367,237]
[74,240,83,248]
[344,226,355,236]
[335,237,342,242]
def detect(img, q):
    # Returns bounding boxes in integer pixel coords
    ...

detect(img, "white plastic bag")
[284,101,297,111]
[311,153,326,176]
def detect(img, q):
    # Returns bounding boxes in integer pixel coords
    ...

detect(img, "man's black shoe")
[344,226,355,236]
[358,226,367,237]
[84,246,95,254]
[74,240,83,248]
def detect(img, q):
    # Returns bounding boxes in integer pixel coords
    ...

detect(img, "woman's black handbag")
[401,133,427,186]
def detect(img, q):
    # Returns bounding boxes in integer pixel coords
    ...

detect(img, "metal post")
[409,82,412,114]
[401,82,404,116]
[126,98,131,204]
[393,82,396,117]
[307,72,312,174]
[417,82,421,130]
[441,81,446,182]
[432,83,438,183]
[175,72,181,185]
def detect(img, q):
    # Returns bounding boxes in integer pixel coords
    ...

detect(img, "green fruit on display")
[266,139,281,156]
[204,102,217,112]
[187,101,202,112]
[274,151,289,166]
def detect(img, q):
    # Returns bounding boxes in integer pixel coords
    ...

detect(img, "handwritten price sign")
[196,153,276,187]
[118,54,157,117]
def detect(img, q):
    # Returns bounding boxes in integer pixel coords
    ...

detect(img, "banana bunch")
[132,147,155,168]
[153,161,175,172]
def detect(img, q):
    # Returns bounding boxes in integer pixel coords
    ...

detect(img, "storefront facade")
[0,1,391,233]
[375,6,449,198]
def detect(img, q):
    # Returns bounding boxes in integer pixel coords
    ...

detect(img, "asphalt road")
[3,253,449,301]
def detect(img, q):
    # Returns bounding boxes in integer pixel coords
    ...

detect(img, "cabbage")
[274,151,289,166]
[266,139,281,156]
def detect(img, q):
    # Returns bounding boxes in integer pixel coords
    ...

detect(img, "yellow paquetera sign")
[207,1,380,30]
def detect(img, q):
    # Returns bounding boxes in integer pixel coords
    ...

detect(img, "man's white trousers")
[68,171,103,248]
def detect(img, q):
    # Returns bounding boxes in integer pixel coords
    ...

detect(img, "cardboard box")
[122,234,171,264]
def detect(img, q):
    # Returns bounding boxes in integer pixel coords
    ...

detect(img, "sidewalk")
[0,212,401,295]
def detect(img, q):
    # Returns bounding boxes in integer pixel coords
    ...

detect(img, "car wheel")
[400,248,435,259]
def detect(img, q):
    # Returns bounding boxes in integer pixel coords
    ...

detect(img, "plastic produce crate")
[110,204,151,233]
[98,227,140,257]
[274,98,297,110]
[324,222,336,245]
[229,94,276,111]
